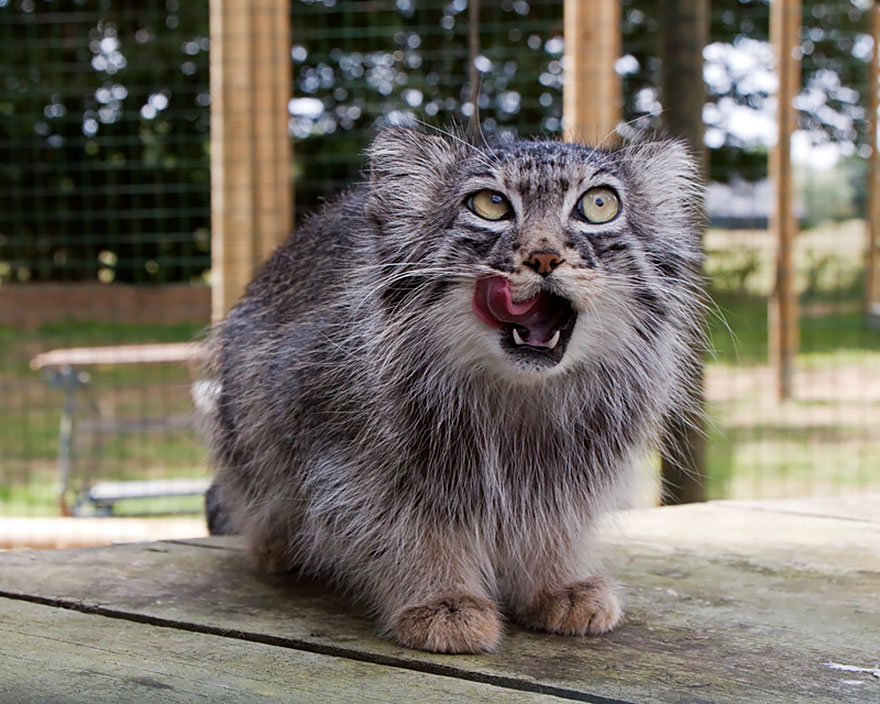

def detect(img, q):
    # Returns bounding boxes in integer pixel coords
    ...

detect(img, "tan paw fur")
[393,594,503,653]
[518,576,622,636]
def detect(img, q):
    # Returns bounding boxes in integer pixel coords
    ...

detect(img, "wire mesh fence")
[1,0,878,523]
[1,0,212,517]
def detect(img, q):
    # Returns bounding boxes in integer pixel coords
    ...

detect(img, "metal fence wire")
[1,0,879,519]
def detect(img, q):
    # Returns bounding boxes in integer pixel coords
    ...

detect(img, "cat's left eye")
[466,190,512,221]
[576,186,620,224]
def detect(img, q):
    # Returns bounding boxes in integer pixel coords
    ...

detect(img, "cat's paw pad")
[393,594,502,653]
[519,577,622,636]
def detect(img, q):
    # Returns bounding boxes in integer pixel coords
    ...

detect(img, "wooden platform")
[1,498,878,703]
[0,516,207,550]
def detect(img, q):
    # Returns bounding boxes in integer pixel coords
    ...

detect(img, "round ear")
[365,126,463,224]
[622,138,704,225]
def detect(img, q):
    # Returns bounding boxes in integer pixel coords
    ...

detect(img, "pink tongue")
[472,276,563,343]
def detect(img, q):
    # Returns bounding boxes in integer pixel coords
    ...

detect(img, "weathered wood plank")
[0,598,571,704]
[719,495,880,525]
[610,499,880,572]
[562,0,621,145]
[209,0,292,322]
[0,516,207,550]
[1,503,877,703]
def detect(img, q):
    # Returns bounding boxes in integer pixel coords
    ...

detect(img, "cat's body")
[203,127,703,653]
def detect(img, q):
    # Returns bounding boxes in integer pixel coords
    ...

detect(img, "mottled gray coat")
[202,127,704,653]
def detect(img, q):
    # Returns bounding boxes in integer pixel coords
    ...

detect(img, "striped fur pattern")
[202,126,704,653]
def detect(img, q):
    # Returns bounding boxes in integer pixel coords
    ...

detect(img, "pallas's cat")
[202,126,703,653]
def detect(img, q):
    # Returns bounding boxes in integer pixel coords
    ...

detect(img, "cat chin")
[489,309,634,384]
[469,325,576,383]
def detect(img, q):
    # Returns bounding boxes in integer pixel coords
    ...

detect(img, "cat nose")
[523,250,564,276]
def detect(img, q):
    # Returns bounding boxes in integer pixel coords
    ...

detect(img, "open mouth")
[473,276,577,366]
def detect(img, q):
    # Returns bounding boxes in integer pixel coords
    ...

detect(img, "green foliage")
[0,0,211,284]
[797,159,863,227]
[287,0,564,211]
[1,0,876,281]
[624,0,876,183]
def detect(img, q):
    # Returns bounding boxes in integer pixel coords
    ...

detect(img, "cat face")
[367,128,702,380]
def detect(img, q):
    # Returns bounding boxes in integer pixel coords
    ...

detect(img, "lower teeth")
[511,328,561,350]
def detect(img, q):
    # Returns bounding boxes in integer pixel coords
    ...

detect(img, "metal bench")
[31,343,208,517]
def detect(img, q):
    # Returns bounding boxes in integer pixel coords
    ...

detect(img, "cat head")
[365,126,703,382]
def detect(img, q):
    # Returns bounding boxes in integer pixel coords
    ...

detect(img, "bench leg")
[55,367,81,517]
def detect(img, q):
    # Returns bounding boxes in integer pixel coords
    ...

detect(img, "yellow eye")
[467,190,512,221]
[577,186,620,224]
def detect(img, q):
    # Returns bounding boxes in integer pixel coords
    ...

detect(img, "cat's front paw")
[518,576,622,636]
[393,594,503,653]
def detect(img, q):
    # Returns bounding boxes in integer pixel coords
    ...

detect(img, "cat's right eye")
[466,190,512,221]
[576,186,620,224]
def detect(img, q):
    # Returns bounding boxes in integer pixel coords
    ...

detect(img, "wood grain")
[2,501,877,703]
[0,598,570,703]
[209,0,292,323]
[563,0,621,145]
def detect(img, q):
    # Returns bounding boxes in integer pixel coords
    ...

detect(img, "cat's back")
[232,185,372,329]
[211,186,373,422]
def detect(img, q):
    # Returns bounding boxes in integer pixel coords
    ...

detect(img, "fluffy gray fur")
[201,126,704,653]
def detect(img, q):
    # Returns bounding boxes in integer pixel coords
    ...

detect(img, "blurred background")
[1,0,878,532]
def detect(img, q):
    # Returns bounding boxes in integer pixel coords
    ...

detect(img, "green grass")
[3,222,880,516]
[0,319,205,377]
[702,219,880,501]
[1,318,209,516]
[704,419,880,500]
[0,480,208,517]
[0,482,60,517]
[708,291,880,366]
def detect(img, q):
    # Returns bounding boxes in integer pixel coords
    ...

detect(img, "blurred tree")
[0,0,875,283]
[0,1,210,284]
[622,0,875,183]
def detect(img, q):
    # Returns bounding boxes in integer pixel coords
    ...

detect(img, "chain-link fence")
[1,0,878,521]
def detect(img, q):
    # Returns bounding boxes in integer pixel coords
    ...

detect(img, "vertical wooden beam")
[867,0,880,315]
[563,0,621,144]
[210,0,293,323]
[769,0,801,400]
[660,0,709,173]
[659,0,709,505]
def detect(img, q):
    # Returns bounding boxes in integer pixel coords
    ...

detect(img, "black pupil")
[490,194,502,204]
[595,196,605,208]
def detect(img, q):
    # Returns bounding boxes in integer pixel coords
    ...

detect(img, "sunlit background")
[1,0,878,522]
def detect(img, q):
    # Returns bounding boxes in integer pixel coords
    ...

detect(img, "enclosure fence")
[1,0,879,520]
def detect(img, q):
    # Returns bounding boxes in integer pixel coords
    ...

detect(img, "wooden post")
[659,0,709,505]
[867,0,880,315]
[769,0,801,400]
[562,0,621,145]
[210,0,293,323]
